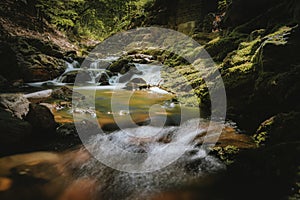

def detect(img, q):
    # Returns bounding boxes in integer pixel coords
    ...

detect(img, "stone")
[125,78,147,90]
[23,54,66,82]
[254,112,300,146]
[24,104,57,134]
[108,57,136,74]
[51,86,74,101]
[60,70,92,84]
[0,94,30,119]
[96,73,110,86]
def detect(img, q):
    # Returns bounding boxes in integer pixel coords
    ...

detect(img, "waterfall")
[27,57,165,95]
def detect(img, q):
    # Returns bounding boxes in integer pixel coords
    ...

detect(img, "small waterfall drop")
[71,119,226,200]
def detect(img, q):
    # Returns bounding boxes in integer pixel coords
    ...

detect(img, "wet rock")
[0,152,66,200]
[108,57,136,74]
[56,123,78,138]
[129,77,147,84]
[96,72,111,86]
[52,86,74,101]
[124,78,147,90]
[57,121,99,140]
[60,70,92,84]
[0,94,30,119]
[222,143,300,200]
[116,66,143,83]
[58,178,97,200]
[24,104,57,134]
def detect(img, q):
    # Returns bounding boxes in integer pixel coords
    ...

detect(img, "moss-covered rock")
[0,36,67,83]
[254,112,300,146]
[205,32,247,62]
[210,145,239,165]
[108,57,135,74]
[213,25,300,132]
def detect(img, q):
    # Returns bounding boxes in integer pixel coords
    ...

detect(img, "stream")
[0,58,230,200]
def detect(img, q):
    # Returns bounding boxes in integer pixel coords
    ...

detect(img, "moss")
[221,37,261,71]
[264,26,292,41]
[253,116,275,146]
[205,32,247,62]
[207,36,220,45]
[211,145,240,165]
[227,62,254,73]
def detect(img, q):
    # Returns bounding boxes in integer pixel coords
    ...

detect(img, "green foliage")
[35,0,149,39]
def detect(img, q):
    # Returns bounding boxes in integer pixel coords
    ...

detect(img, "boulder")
[24,104,57,134]
[0,94,30,119]
[125,78,147,90]
[51,86,74,101]
[0,36,67,82]
[129,78,147,84]
[23,54,66,82]
[108,57,136,74]
[97,73,110,86]
[56,121,99,140]
[118,67,143,83]
[60,70,92,84]
[254,112,300,146]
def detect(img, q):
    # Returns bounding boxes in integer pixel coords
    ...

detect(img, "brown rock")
[0,94,30,119]
[25,103,57,133]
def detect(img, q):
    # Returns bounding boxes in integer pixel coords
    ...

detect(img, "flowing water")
[0,58,230,200]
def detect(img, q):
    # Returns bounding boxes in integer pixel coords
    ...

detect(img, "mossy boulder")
[212,25,300,132]
[254,112,300,146]
[0,36,67,83]
[23,54,66,82]
[205,32,247,62]
[108,57,135,74]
